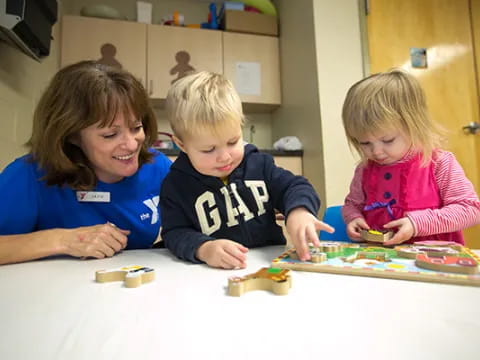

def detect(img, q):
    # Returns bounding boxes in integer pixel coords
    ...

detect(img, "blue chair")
[319,205,351,242]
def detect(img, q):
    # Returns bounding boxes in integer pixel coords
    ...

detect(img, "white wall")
[0,3,61,170]
[313,0,363,206]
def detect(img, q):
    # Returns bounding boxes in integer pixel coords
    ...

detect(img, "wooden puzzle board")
[271,241,480,286]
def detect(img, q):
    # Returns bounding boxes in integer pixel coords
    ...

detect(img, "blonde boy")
[161,71,333,268]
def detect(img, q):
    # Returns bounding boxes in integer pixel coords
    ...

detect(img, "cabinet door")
[147,25,223,99]
[223,32,281,105]
[274,156,303,175]
[61,16,147,85]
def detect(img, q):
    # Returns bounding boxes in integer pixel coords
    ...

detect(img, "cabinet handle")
[149,80,154,96]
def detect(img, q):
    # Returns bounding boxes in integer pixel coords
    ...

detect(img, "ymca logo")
[142,196,159,224]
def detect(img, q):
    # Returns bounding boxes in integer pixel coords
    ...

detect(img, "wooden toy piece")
[289,247,327,263]
[316,242,342,253]
[415,254,479,275]
[228,267,291,296]
[413,240,460,247]
[310,248,328,263]
[395,245,461,259]
[343,251,391,264]
[95,265,155,288]
[361,229,394,243]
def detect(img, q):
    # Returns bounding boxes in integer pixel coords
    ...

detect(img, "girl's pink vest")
[362,153,464,244]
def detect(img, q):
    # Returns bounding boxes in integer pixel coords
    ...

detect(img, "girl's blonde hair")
[165,71,245,140]
[342,68,445,164]
[27,60,158,190]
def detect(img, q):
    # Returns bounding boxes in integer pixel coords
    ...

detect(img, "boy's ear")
[172,135,186,153]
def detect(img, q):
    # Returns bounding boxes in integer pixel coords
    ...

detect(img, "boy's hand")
[196,240,248,269]
[383,217,414,246]
[286,208,334,261]
[346,217,370,241]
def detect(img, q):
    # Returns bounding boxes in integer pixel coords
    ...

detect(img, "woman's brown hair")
[27,60,158,190]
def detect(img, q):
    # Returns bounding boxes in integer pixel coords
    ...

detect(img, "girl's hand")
[383,217,415,246]
[196,240,248,269]
[286,207,334,261]
[62,223,129,259]
[346,217,370,241]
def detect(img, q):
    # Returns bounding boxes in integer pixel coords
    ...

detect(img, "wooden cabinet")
[223,32,281,106]
[61,16,280,108]
[147,26,223,99]
[61,16,147,85]
[274,156,302,175]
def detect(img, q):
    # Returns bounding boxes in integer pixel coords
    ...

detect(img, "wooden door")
[147,25,223,99]
[61,16,147,85]
[366,0,480,248]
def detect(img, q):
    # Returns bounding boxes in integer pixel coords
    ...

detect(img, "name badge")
[76,191,111,203]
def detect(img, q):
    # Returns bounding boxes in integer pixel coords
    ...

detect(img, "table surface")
[1,246,479,360]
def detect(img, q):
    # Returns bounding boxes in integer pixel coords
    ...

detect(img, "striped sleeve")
[406,150,480,236]
[342,164,366,225]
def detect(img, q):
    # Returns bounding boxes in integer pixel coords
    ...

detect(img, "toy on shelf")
[361,229,394,243]
[228,267,291,296]
[162,11,184,26]
[241,0,277,16]
[272,241,480,286]
[95,265,155,288]
[201,2,219,29]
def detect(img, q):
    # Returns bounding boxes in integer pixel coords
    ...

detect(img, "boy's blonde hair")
[342,68,445,164]
[165,71,244,139]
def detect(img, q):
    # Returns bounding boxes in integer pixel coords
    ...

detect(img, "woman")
[0,61,171,265]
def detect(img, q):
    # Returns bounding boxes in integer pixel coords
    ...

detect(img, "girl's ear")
[172,135,186,153]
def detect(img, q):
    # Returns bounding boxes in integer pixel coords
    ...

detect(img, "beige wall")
[313,0,363,207]
[272,0,363,213]
[0,6,61,170]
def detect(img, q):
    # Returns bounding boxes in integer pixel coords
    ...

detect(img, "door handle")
[462,122,480,134]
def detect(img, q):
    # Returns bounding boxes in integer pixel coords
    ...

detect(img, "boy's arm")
[160,188,214,264]
[342,165,366,224]
[407,151,480,235]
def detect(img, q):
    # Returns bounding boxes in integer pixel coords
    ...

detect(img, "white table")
[1,246,479,360]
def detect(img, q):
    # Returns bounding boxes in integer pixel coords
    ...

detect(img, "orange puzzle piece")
[228,267,291,296]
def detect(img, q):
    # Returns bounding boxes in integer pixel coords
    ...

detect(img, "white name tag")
[76,191,111,203]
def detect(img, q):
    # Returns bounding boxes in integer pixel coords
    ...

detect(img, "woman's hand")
[286,207,334,261]
[62,223,129,259]
[196,240,248,269]
[346,217,370,241]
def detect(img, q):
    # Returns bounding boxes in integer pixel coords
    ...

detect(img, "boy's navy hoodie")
[160,144,320,263]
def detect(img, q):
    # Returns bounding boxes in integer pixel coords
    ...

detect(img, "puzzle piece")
[395,245,461,259]
[289,247,327,263]
[343,251,391,263]
[361,229,394,243]
[95,265,155,288]
[288,242,353,263]
[228,267,291,296]
[415,254,479,275]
